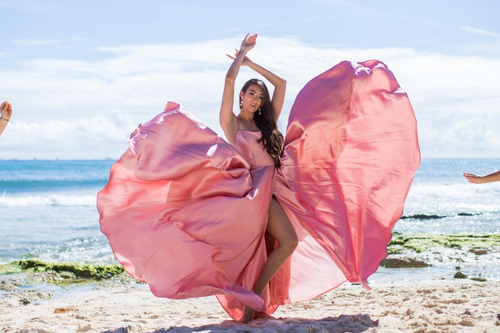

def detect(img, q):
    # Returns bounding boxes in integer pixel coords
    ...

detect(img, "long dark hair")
[240,79,284,168]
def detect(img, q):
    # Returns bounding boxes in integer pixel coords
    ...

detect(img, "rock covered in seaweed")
[8,259,125,281]
[380,256,431,268]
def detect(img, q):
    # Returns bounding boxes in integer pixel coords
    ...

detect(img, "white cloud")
[11,38,65,46]
[0,116,133,159]
[1,36,500,159]
[462,26,500,39]
[11,36,87,46]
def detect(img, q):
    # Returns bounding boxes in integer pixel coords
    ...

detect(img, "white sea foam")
[0,193,96,207]
[27,237,117,264]
[404,182,500,216]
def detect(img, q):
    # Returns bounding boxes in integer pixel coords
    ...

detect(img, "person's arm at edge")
[463,171,500,184]
[0,101,12,135]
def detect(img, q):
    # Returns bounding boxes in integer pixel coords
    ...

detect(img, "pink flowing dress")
[97,60,420,320]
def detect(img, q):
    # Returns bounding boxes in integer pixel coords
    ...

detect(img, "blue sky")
[1,0,500,159]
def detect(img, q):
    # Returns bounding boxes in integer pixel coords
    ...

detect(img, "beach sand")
[2,279,499,332]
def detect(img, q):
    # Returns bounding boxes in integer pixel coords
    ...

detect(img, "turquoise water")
[0,160,114,264]
[0,158,499,281]
[396,158,500,234]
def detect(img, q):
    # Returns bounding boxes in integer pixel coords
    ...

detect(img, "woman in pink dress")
[219,33,297,322]
[98,33,420,322]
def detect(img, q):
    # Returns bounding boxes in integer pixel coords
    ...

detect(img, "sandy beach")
[2,157,499,333]
[2,278,499,332]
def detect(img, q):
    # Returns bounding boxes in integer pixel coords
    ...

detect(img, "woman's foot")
[240,305,255,323]
[254,311,274,320]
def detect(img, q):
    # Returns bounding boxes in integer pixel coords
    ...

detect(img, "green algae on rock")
[388,233,500,254]
[0,263,22,275]
[10,260,124,280]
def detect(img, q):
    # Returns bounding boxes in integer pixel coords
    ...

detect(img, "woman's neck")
[237,111,259,131]
[238,109,254,122]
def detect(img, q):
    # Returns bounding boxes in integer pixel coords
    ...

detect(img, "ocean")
[1,158,499,283]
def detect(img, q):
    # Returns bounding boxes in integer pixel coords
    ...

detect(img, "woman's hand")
[226,49,253,66]
[239,33,257,54]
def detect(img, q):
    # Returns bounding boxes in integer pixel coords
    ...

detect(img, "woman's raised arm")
[246,61,286,121]
[227,50,287,122]
[220,34,257,145]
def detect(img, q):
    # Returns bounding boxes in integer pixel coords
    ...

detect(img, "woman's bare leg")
[241,197,298,322]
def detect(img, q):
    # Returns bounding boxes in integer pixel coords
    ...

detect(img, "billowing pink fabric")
[98,103,274,316]
[271,60,420,304]
[97,60,420,321]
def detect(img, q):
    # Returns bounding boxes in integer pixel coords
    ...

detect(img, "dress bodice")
[235,130,275,169]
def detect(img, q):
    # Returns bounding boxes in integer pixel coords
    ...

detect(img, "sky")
[1,0,499,160]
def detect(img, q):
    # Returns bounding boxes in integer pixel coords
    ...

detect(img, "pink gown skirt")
[97,60,420,321]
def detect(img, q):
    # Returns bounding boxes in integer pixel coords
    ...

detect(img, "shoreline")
[1,279,499,332]
[3,231,499,286]
[2,232,500,331]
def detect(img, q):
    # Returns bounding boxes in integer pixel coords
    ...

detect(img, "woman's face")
[241,84,264,113]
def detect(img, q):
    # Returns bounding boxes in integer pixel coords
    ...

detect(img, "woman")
[219,33,297,322]
[98,34,296,322]
[0,101,13,135]
[98,33,420,323]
